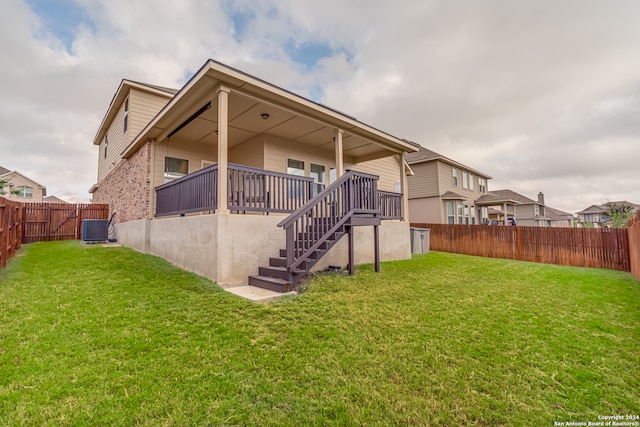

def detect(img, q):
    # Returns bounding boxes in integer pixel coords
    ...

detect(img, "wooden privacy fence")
[628,211,640,280]
[412,223,631,272]
[0,198,23,268]
[0,201,110,269]
[21,203,110,244]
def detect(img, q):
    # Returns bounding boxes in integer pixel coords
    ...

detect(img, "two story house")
[406,145,493,225]
[0,165,47,203]
[576,201,639,227]
[89,59,418,292]
[477,189,572,227]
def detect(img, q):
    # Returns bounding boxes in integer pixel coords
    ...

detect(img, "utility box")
[82,219,109,242]
[410,227,430,254]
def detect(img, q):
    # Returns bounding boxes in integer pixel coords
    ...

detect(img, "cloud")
[1,0,639,212]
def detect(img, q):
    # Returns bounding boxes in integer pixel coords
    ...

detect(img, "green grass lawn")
[1,241,638,426]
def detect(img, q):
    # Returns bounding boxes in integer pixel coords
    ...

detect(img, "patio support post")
[503,202,508,225]
[374,224,380,273]
[217,87,230,214]
[334,129,344,182]
[399,153,409,221]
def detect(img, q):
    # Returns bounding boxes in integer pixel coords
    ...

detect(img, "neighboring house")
[546,206,573,228]
[478,189,572,227]
[43,195,69,204]
[0,165,47,203]
[406,145,493,225]
[576,201,640,227]
[474,192,519,225]
[90,59,418,291]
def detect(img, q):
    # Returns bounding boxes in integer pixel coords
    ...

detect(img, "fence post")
[0,202,6,268]
[16,204,23,249]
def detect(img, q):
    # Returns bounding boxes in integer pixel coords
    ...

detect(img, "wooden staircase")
[248,223,348,292]
[247,170,381,293]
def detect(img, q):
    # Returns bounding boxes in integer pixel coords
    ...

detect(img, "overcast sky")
[1,0,639,213]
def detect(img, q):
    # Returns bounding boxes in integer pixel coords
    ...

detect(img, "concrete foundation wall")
[312,220,411,271]
[114,214,411,286]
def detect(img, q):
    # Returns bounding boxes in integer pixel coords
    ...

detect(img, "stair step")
[269,256,287,267]
[259,265,289,280]
[248,275,292,293]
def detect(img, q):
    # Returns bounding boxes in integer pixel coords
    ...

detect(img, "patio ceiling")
[166,91,389,160]
[124,60,416,162]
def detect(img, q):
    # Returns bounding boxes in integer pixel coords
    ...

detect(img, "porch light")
[261,113,270,120]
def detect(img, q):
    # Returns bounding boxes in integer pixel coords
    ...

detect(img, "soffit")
[125,60,418,160]
[165,91,392,160]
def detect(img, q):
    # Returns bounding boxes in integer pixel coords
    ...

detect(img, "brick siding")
[92,142,151,223]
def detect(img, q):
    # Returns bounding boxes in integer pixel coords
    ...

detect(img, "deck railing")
[227,164,314,213]
[155,163,315,217]
[156,164,219,217]
[155,163,402,220]
[378,190,402,220]
[277,170,379,280]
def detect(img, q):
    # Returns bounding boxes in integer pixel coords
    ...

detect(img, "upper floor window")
[16,186,33,198]
[452,167,458,186]
[104,134,108,159]
[468,174,474,191]
[462,171,468,189]
[164,156,188,183]
[478,178,486,193]
[124,98,129,132]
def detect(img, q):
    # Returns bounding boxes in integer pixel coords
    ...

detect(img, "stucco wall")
[113,213,411,287]
[92,141,152,223]
[114,213,285,286]
[312,220,411,272]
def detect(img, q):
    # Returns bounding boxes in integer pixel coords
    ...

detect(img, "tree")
[0,178,21,197]
[604,202,635,228]
[0,178,8,195]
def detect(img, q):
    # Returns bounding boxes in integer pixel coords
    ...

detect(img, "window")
[468,174,474,191]
[481,207,489,224]
[310,163,325,196]
[124,98,129,132]
[452,167,458,186]
[329,167,336,184]
[464,204,470,224]
[287,159,305,199]
[104,134,108,159]
[447,202,455,224]
[457,202,463,224]
[462,171,468,189]
[478,178,486,193]
[164,157,188,183]
[16,186,33,198]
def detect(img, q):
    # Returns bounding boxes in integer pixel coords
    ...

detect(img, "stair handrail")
[278,170,379,278]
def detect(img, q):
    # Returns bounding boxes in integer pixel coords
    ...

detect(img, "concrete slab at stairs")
[225,285,296,302]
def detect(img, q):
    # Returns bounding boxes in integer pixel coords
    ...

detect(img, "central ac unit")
[82,219,109,242]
